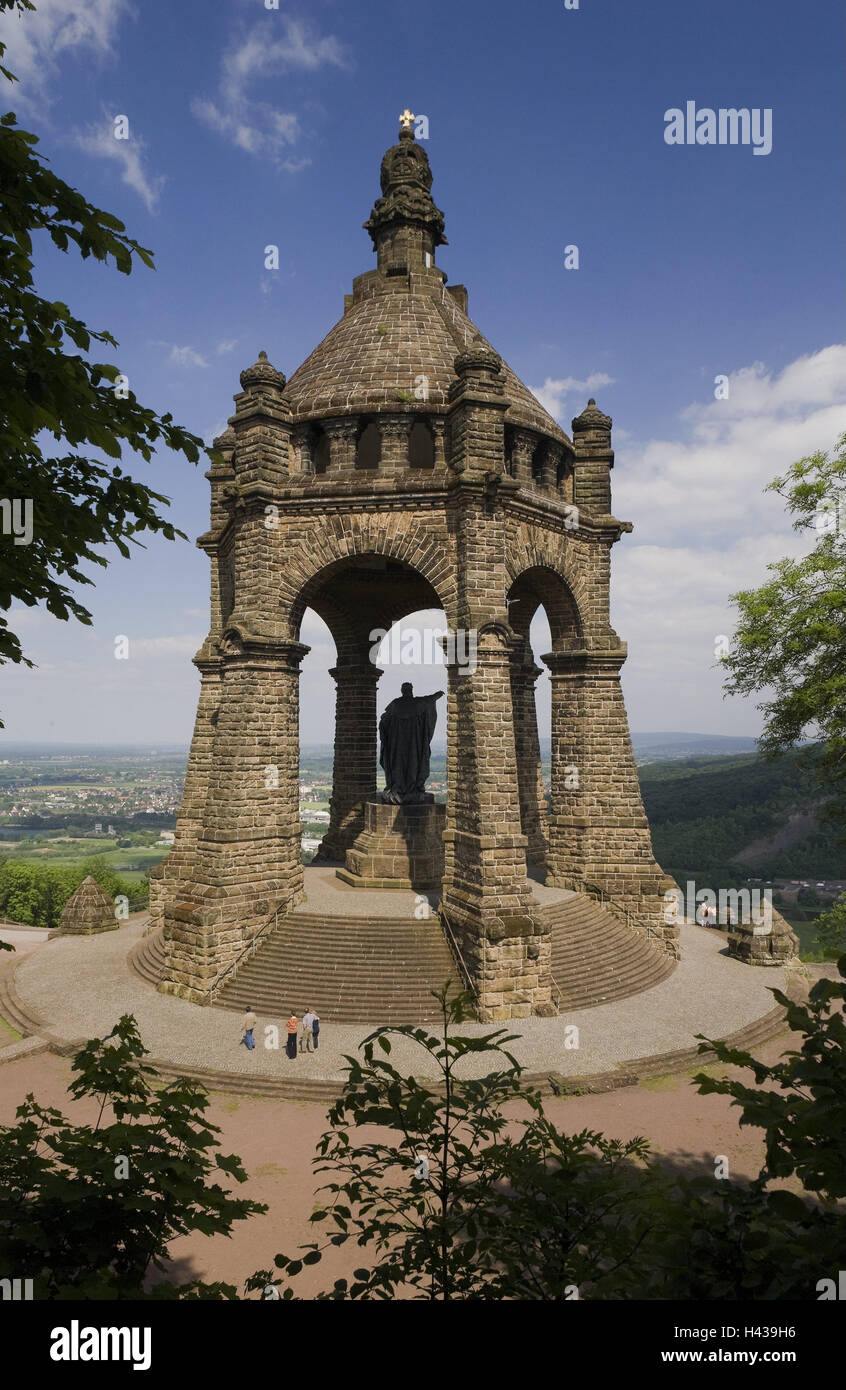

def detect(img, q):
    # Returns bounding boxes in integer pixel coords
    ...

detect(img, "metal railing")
[207,903,284,1003]
[581,879,660,946]
[438,905,479,1003]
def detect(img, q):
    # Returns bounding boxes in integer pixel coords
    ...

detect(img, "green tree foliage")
[695,957,846,1201]
[254,972,846,1300]
[721,434,846,823]
[0,1015,264,1298]
[0,0,209,690]
[0,855,138,927]
[814,893,846,957]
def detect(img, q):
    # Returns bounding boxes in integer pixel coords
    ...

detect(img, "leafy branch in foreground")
[0,0,211,686]
[0,1014,264,1298]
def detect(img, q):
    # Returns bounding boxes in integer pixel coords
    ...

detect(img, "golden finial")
[399,108,415,130]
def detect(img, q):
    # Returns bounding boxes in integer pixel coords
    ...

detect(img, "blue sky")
[1,0,844,745]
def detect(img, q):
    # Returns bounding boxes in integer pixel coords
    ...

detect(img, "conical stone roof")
[58,874,118,935]
[283,121,568,446]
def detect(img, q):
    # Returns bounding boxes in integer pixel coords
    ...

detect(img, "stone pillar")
[510,656,548,867]
[324,417,358,473]
[541,444,559,490]
[313,661,383,863]
[431,417,447,469]
[379,414,411,473]
[159,636,310,1003]
[543,646,678,956]
[442,627,552,1019]
[149,656,221,936]
[510,429,535,485]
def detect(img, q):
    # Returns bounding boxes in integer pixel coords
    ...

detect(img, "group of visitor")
[239,1007,320,1056]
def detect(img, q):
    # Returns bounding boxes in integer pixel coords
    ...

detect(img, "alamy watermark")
[0,498,33,546]
[664,103,772,156]
[664,880,773,930]
[369,626,478,675]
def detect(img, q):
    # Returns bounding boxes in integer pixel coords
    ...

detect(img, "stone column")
[159,638,309,1003]
[431,417,447,469]
[149,656,221,936]
[509,428,535,485]
[543,649,587,891]
[313,661,383,863]
[543,646,678,956]
[541,443,559,490]
[442,627,552,1019]
[324,417,358,473]
[510,656,548,867]
[379,414,411,473]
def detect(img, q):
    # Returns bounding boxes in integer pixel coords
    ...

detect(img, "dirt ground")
[0,1022,804,1299]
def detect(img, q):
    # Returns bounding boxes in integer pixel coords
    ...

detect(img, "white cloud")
[615,345,846,548]
[167,345,209,368]
[192,17,350,166]
[74,122,164,213]
[608,344,846,732]
[216,338,238,355]
[529,372,615,423]
[0,0,131,103]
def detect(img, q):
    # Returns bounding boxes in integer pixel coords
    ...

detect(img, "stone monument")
[150,112,678,1017]
[58,876,118,936]
[336,683,446,889]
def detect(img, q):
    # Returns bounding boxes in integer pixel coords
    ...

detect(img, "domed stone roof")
[283,122,568,446]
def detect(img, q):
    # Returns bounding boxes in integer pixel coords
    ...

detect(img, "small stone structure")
[151,114,679,1018]
[58,876,118,936]
[728,905,799,966]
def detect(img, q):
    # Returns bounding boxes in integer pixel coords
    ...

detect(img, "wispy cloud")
[167,345,209,368]
[216,338,238,355]
[192,16,351,168]
[74,120,164,212]
[529,372,616,423]
[0,0,131,104]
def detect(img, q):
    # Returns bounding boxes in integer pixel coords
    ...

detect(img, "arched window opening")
[312,426,330,474]
[356,420,381,470]
[504,427,515,477]
[531,441,545,484]
[408,419,435,469]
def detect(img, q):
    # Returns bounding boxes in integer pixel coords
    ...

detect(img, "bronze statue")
[378,682,444,804]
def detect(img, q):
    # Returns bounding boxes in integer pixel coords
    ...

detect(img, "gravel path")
[11,916,791,1083]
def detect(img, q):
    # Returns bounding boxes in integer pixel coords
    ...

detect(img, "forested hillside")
[639,748,845,885]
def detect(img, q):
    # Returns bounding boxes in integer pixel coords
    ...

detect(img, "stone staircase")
[175,892,675,1024]
[545,896,676,1011]
[213,911,459,1023]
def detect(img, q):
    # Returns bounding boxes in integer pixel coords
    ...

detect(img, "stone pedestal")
[337,799,446,889]
[728,906,799,966]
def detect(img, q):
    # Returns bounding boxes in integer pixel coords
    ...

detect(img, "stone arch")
[506,565,584,657]
[281,518,458,642]
[287,542,454,866]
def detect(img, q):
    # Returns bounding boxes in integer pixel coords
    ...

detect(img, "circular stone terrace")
[0,872,799,1102]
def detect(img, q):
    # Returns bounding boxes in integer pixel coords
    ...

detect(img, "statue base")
[336,799,446,890]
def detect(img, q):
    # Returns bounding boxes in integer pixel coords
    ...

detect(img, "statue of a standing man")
[378,683,444,804]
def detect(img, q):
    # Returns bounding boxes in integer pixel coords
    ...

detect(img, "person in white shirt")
[301,1008,317,1053]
